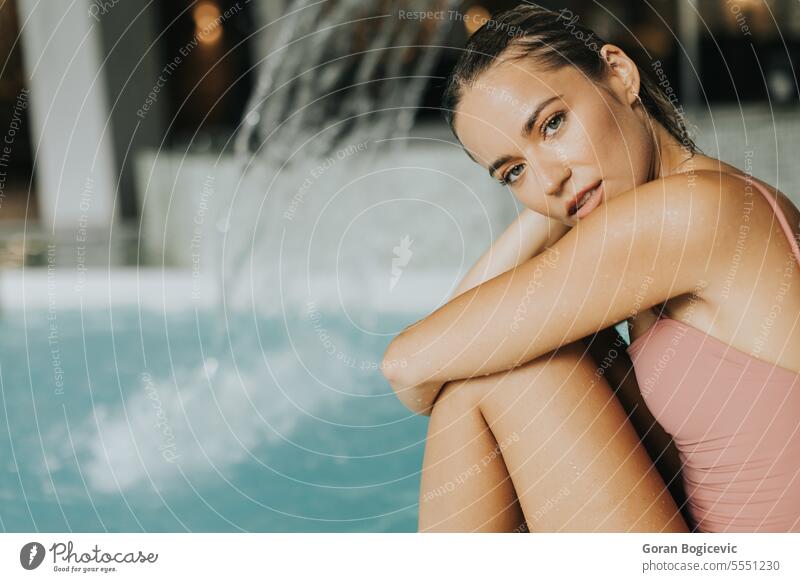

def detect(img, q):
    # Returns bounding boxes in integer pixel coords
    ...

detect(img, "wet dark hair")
[442,3,699,155]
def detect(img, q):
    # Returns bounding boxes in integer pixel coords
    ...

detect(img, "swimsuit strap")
[729,173,800,267]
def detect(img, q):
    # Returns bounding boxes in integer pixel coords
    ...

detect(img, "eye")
[541,112,565,138]
[500,163,525,185]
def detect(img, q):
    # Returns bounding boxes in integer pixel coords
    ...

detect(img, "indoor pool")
[0,305,428,532]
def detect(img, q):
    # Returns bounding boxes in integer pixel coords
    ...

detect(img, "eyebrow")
[486,94,563,179]
[488,155,513,179]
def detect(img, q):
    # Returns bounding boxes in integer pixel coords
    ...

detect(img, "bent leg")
[583,326,690,524]
[476,340,687,532]
[418,334,687,532]
[418,377,527,532]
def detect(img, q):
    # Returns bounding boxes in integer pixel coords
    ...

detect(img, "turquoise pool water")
[0,307,427,532]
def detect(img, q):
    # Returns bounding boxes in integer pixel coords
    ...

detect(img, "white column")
[16,0,117,229]
[678,0,701,109]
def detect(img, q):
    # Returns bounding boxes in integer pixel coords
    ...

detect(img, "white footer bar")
[1,533,798,581]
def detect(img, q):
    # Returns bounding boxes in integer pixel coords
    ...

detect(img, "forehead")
[453,61,587,164]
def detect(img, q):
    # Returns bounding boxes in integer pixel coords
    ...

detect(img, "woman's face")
[453,48,654,226]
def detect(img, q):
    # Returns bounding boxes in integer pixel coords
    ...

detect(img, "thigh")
[475,340,688,532]
[584,326,689,520]
[418,378,527,532]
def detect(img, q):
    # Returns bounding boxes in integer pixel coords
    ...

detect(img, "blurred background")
[0,0,798,532]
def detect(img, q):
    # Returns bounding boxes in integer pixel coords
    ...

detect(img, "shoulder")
[658,169,789,239]
[620,169,745,209]
[610,170,754,245]
[598,170,742,241]
[578,171,746,290]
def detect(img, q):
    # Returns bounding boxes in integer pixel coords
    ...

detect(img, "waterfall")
[217,0,463,314]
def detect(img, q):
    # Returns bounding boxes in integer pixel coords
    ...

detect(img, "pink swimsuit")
[626,173,800,533]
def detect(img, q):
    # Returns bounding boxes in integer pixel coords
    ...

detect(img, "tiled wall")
[132,106,800,314]
[690,105,800,206]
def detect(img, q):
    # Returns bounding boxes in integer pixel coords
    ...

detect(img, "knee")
[431,340,595,416]
[431,378,485,417]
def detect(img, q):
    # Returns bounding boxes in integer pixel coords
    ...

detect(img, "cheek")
[560,125,596,165]
[512,185,551,216]
[515,190,544,213]
[556,109,614,169]
[593,107,650,183]
[517,188,562,218]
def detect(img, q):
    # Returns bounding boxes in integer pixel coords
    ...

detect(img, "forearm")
[451,208,568,300]
[384,246,565,390]
[384,174,721,396]
[386,210,567,415]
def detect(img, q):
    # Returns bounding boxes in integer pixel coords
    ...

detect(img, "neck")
[647,123,695,182]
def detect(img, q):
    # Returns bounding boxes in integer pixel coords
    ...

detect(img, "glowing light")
[193,1,223,45]
[464,6,491,36]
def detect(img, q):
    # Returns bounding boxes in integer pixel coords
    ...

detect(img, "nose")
[531,156,571,198]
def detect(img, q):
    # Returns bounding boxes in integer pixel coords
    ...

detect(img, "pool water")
[0,307,427,532]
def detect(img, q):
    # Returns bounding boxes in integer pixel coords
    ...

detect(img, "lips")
[566,180,603,218]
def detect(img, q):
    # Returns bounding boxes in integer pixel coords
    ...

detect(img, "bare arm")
[389,209,568,414]
[383,172,733,415]
[450,208,570,300]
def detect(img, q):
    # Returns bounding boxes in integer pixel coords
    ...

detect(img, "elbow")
[381,338,431,416]
[380,337,414,388]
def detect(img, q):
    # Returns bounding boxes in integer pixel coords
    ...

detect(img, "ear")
[599,44,641,106]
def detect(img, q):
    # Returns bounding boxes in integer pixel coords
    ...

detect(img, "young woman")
[382,5,800,533]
